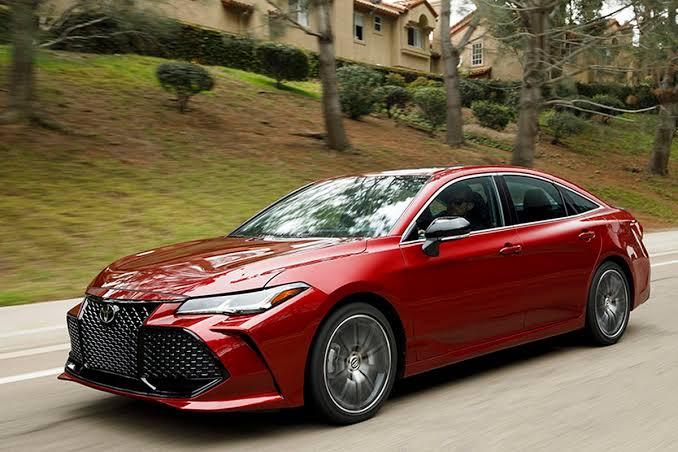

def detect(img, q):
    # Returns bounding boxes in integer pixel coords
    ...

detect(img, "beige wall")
[452,23,523,80]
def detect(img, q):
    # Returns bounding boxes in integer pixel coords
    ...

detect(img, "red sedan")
[60,166,651,424]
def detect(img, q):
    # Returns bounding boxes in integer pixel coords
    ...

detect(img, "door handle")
[578,230,596,242]
[500,244,523,256]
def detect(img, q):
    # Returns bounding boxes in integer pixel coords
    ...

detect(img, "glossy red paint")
[61,166,651,412]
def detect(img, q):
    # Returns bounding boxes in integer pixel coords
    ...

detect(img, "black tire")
[306,302,398,424]
[585,261,631,345]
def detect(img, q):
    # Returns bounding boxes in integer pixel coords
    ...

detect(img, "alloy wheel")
[323,314,392,414]
[594,269,629,338]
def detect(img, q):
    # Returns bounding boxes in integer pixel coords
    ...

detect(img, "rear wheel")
[585,262,630,345]
[307,303,397,424]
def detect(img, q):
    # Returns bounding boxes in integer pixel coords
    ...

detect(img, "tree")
[440,0,478,146]
[1,0,175,125]
[638,0,678,175]
[1,0,39,124]
[266,0,350,150]
[478,0,629,167]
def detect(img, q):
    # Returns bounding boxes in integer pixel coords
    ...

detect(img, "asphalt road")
[1,230,677,451]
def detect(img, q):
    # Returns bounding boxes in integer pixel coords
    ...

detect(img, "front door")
[400,176,526,360]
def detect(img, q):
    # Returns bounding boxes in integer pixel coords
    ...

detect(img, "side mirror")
[422,216,472,257]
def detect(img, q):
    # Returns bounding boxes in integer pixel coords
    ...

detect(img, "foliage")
[412,87,447,133]
[408,76,442,91]
[47,2,180,55]
[156,62,215,112]
[590,94,626,123]
[544,110,587,144]
[374,85,411,118]
[384,72,407,87]
[256,42,309,87]
[0,6,9,44]
[471,100,513,131]
[336,65,382,119]
[459,78,521,110]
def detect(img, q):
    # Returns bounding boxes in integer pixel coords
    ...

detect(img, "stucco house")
[440,11,634,83]
[44,0,439,73]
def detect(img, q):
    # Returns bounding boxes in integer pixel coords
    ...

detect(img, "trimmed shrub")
[412,87,447,133]
[590,94,626,123]
[545,110,587,145]
[336,65,382,119]
[384,72,407,87]
[256,42,309,88]
[156,62,215,113]
[166,26,259,71]
[374,85,411,118]
[471,100,513,131]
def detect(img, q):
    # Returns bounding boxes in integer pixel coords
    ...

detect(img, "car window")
[406,176,502,241]
[232,175,428,239]
[504,175,567,224]
[560,187,599,215]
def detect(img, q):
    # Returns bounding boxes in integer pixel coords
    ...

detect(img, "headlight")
[176,282,309,315]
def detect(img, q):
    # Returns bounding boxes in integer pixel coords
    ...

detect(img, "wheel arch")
[304,291,408,387]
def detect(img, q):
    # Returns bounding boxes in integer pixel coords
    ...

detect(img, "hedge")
[0,6,10,44]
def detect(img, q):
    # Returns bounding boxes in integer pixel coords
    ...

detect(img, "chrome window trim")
[399,172,605,245]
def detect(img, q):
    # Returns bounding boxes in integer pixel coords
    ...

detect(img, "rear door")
[500,174,603,328]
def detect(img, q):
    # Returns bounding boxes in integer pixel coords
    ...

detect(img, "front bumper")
[61,288,328,412]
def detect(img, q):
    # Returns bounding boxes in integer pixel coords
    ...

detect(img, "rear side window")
[560,187,599,215]
[504,175,566,224]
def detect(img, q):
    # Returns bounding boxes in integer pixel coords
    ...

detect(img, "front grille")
[79,297,157,377]
[141,328,223,380]
[66,315,83,363]
[66,296,228,397]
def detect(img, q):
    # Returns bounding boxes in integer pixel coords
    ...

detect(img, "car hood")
[87,236,367,301]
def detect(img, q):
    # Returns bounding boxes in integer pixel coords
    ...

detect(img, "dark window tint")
[561,187,599,215]
[504,175,566,224]
[233,176,428,239]
[408,176,502,241]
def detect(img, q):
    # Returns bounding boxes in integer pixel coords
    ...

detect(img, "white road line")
[0,343,70,361]
[652,259,678,268]
[0,367,63,385]
[651,250,678,257]
[0,325,65,339]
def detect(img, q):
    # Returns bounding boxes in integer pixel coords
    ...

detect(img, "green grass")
[589,185,678,222]
[221,67,321,99]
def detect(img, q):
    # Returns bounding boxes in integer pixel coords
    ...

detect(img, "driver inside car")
[415,184,492,238]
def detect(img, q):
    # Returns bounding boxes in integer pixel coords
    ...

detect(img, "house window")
[471,41,483,66]
[407,27,422,48]
[289,0,308,26]
[374,15,382,33]
[354,12,364,41]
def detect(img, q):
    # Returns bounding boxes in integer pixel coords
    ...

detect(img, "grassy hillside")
[1,47,676,305]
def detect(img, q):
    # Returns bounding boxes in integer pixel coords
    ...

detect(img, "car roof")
[360,165,543,179]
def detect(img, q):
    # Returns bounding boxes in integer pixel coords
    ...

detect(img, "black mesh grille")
[66,315,83,363]
[141,328,223,380]
[79,298,158,377]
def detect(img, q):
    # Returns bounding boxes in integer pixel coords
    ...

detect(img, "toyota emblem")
[99,304,119,324]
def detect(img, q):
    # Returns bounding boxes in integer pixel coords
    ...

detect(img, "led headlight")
[176,282,309,315]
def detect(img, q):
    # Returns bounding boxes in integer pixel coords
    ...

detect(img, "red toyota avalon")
[60,166,651,424]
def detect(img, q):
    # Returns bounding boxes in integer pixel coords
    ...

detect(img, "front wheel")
[307,303,397,424]
[585,262,631,345]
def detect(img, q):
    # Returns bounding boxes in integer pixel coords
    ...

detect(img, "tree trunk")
[315,0,350,151]
[512,6,549,167]
[3,0,37,123]
[440,0,463,146]
[648,102,676,176]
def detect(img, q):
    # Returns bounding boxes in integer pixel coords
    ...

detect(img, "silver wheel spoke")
[594,269,628,338]
[323,314,392,414]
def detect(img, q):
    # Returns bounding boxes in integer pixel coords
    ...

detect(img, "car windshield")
[232,175,429,239]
